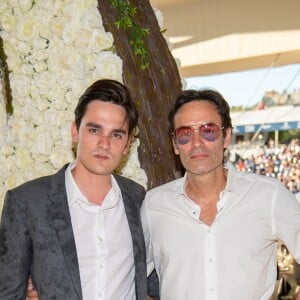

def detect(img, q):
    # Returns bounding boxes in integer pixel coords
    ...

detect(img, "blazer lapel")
[48,165,82,300]
[114,175,147,300]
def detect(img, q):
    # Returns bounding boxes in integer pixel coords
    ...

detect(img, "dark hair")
[74,79,138,135]
[168,89,233,136]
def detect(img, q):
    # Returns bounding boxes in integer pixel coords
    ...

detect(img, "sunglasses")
[173,122,224,145]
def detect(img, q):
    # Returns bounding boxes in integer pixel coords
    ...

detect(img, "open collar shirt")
[141,162,300,300]
[65,162,135,300]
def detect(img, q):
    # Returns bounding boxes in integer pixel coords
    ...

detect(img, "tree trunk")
[98,0,183,189]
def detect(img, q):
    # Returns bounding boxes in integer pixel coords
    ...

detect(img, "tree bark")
[98,0,183,189]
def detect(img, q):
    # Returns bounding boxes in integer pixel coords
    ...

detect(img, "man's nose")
[191,129,204,146]
[97,134,110,149]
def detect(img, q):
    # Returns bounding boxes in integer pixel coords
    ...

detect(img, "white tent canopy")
[151,0,300,77]
[231,105,300,134]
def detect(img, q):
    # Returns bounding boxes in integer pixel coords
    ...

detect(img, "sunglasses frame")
[172,122,224,145]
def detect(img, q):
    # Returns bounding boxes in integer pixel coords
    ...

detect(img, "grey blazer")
[0,164,147,300]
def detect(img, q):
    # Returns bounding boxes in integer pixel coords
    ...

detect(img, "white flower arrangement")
[0,0,148,213]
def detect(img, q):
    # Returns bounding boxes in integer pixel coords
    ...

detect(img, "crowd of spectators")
[234,138,300,195]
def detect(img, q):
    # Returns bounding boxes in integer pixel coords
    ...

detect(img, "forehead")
[174,100,220,126]
[84,100,128,127]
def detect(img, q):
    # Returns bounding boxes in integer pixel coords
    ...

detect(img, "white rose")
[53,0,65,15]
[33,10,54,40]
[0,1,8,12]
[5,45,22,72]
[10,75,31,100]
[69,80,87,99]
[36,132,52,155]
[59,126,73,147]
[17,123,36,147]
[16,16,38,42]
[49,147,74,169]
[57,45,84,73]
[33,37,49,50]
[51,124,71,144]
[44,109,57,126]
[95,52,123,81]
[37,96,49,112]
[90,29,113,52]
[16,41,31,56]
[33,60,47,73]
[62,23,78,44]
[32,113,45,126]
[19,63,35,75]
[32,49,48,62]
[34,162,55,177]
[0,157,11,180]
[73,28,92,47]
[81,7,103,28]
[15,148,34,168]
[51,18,64,38]
[83,53,96,74]
[65,90,75,104]
[71,58,86,78]
[1,12,17,32]
[33,71,55,94]
[54,111,68,128]
[116,138,148,187]
[63,0,96,19]
[18,0,33,12]
[53,98,68,111]
[1,145,14,156]
[7,173,17,190]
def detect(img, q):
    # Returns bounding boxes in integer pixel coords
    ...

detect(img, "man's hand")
[26,278,39,300]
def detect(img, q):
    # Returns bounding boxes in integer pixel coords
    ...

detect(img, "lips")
[190,151,209,159]
[93,152,110,160]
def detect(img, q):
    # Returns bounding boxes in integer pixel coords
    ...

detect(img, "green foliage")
[0,37,13,115]
[279,129,300,143]
[110,0,150,70]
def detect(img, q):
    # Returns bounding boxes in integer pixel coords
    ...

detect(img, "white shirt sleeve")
[141,197,155,277]
[273,182,300,263]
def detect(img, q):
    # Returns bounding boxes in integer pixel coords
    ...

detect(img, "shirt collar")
[65,162,122,208]
[223,161,239,194]
[180,161,238,197]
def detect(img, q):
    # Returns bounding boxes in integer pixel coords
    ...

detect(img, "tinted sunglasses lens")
[199,123,221,141]
[174,123,222,144]
[174,127,193,145]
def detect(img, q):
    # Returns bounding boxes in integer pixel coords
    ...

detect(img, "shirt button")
[209,258,213,263]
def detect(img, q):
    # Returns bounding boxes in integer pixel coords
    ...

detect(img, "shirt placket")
[204,226,217,300]
[96,208,107,300]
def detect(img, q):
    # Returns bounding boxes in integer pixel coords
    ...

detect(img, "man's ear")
[71,121,79,143]
[123,134,133,155]
[223,128,232,148]
[172,137,180,155]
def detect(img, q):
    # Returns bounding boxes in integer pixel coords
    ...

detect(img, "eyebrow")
[86,122,127,134]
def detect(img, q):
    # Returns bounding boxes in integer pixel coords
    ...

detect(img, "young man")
[141,89,300,299]
[0,79,147,299]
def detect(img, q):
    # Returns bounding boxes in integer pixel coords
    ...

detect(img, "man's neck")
[71,167,112,206]
[186,167,227,203]
[185,167,228,225]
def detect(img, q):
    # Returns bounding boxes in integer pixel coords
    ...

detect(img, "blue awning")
[234,121,300,134]
[231,105,300,134]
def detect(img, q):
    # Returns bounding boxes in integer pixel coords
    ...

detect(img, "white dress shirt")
[141,162,300,300]
[65,163,135,300]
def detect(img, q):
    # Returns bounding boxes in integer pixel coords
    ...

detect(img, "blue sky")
[185,63,300,108]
